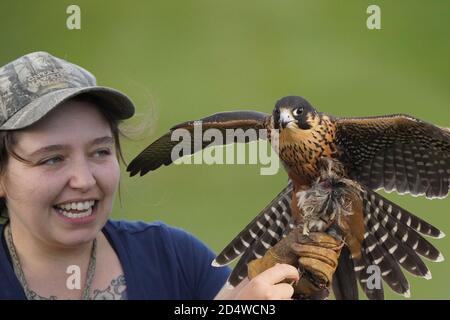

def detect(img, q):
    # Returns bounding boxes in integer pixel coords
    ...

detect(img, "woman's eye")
[293,107,303,117]
[93,149,112,157]
[41,156,63,166]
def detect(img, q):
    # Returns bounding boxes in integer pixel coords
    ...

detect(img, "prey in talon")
[297,158,363,238]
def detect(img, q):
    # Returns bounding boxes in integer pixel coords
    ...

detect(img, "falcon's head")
[272,96,317,130]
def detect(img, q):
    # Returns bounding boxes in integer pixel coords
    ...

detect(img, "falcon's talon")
[302,224,310,236]
[297,265,304,277]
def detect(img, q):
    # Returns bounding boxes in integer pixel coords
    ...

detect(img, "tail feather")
[213,183,293,267]
[362,231,410,296]
[366,191,443,238]
[366,212,429,278]
[354,250,384,300]
[226,249,253,286]
[226,204,295,286]
[363,190,442,262]
[332,246,359,300]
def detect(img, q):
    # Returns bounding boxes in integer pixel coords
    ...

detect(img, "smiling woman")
[0,52,305,300]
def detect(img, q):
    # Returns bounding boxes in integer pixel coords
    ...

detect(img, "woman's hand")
[215,263,299,300]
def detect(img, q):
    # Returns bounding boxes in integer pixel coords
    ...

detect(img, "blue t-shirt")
[0,220,231,299]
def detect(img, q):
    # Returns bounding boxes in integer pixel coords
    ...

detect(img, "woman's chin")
[53,230,100,248]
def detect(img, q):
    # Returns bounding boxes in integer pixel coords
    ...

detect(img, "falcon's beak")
[280,109,295,129]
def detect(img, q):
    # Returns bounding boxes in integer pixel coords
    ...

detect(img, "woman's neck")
[4,220,99,299]
[8,222,94,264]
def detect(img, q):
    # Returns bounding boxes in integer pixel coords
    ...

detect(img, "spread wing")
[335,115,450,199]
[127,110,270,176]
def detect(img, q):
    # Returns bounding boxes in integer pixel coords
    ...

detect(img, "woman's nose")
[68,160,96,191]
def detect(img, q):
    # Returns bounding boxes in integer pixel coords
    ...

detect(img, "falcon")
[127,96,449,299]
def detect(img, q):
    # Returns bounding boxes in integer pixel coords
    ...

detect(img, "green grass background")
[1,0,448,299]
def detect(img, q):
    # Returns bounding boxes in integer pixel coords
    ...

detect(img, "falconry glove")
[247,230,343,299]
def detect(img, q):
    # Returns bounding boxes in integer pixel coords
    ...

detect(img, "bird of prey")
[127,96,449,299]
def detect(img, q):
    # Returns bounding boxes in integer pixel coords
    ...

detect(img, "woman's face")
[0,100,120,247]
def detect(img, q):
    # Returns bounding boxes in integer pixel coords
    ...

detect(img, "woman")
[0,51,299,300]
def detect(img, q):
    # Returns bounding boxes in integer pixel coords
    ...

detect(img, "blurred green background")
[1,0,448,299]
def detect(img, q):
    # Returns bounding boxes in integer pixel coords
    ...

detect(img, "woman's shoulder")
[104,219,197,244]
[105,219,166,234]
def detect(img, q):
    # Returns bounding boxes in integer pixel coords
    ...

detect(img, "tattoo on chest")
[26,291,57,300]
[91,275,127,300]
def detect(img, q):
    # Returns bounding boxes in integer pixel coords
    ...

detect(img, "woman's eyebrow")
[91,136,115,146]
[28,144,66,157]
[27,136,115,157]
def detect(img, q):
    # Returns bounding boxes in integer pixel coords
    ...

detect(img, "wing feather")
[335,115,450,198]
[127,110,270,176]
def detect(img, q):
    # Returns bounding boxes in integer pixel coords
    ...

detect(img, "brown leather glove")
[247,229,343,299]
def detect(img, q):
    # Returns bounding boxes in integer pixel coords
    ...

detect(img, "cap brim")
[0,86,135,130]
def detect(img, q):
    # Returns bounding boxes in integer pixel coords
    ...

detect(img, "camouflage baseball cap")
[0,51,135,130]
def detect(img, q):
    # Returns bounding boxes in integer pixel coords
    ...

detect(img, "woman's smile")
[53,199,99,224]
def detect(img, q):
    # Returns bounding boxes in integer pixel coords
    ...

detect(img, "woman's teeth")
[55,200,96,218]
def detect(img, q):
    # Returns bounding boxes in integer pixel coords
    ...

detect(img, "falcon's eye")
[292,107,303,117]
